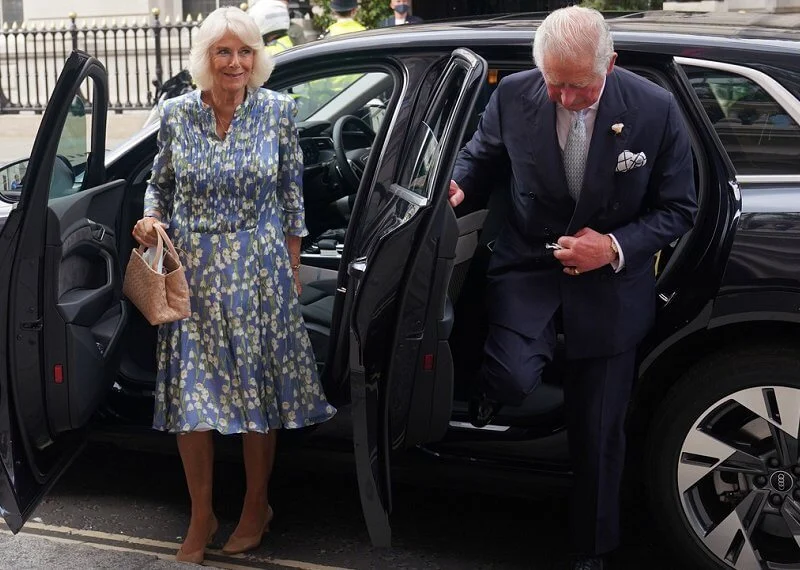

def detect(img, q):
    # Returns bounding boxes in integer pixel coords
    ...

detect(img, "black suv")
[0,12,798,569]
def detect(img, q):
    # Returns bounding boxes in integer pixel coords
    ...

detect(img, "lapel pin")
[611,123,624,135]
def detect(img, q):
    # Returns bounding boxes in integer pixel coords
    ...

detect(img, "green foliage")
[311,0,393,33]
[356,0,393,28]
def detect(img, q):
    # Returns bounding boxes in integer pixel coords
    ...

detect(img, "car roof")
[409,10,800,40]
[277,11,800,72]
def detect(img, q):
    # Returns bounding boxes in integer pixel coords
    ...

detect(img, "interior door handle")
[57,249,115,325]
[88,220,106,242]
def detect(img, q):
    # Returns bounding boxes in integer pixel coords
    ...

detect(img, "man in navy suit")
[448,7,697,569]
[378,0,423,27]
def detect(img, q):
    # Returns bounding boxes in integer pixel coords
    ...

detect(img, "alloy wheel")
[678,385,800,568]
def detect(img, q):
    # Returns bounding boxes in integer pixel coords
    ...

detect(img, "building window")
[182,0,241,19]
[1,0,23,25]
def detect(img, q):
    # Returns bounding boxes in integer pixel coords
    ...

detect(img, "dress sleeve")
[277,97,308,237]
[143,100,176,221]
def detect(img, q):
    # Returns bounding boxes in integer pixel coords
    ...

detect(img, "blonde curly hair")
[188,6,274,91]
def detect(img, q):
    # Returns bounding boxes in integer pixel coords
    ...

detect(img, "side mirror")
[0,158,30,202]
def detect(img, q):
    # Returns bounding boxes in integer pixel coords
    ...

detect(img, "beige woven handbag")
[122,224,191,325]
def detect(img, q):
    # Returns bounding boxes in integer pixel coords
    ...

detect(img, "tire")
[646,346,800,570]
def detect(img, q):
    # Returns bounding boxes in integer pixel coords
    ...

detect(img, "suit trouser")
[481,321,636,555]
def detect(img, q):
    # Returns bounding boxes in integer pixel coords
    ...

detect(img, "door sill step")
[448,420,510,432]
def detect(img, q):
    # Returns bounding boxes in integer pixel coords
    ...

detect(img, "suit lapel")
[567,71,631,234]
[522,83,569,199]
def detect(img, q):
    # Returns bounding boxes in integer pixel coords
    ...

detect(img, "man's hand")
[553,227,615,276]
[448,179,464,207]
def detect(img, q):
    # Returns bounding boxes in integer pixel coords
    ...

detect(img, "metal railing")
[0,9,201,114]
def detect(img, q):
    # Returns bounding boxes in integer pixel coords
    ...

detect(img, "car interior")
[17,58,704,434]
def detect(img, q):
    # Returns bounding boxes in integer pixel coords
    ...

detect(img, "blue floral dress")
[145,88,336,434]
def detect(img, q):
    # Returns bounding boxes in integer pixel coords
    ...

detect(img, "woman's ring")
[572,267,580,275]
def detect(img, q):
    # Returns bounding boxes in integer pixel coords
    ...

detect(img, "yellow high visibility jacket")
[325,18,366,37]
[265,35,294,55]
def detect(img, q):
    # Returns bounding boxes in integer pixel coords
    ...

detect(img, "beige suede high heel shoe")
[176,515,219,564]
[222,505,274,555]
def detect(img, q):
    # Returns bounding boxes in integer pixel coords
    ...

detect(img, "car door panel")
[0,50,122,531]
[44,181,126,435]
[343,48,487,546]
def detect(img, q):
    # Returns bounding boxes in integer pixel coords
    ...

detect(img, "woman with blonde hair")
[131,6,335,564]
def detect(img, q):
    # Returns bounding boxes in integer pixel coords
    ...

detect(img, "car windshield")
[284,73,367,122]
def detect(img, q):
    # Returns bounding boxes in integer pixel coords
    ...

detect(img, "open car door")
[0,51,126,531]
[342,49,487,546]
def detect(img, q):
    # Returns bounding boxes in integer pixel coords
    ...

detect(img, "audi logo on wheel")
[770,471,794,493]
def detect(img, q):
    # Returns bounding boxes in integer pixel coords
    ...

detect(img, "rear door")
[341,49,486,546]
[0,50,126,531]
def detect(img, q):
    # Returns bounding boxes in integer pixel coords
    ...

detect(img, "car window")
[0,84,91,203]
[284,73,365,122]
[396,63,469,204]
[398,124,438,200]
[683,66,800,176]
[281,71,393,132]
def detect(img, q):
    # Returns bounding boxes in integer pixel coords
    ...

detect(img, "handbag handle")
[135,223,165,271]
[153,224,182,268]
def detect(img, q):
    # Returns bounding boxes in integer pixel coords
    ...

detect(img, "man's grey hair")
[532,6,614,79]
[188,6,273,92]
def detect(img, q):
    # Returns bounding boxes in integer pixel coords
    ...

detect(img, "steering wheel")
[332,115,375,191]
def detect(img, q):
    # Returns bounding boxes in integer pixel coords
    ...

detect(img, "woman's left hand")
[286,234,303,297]
[293,268,302,296]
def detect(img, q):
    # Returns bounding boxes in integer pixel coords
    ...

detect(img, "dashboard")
[298,121,335,168]
[299,137,335,167]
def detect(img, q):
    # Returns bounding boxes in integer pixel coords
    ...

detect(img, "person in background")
[132,6,336,565]
[322,0,366,37]
[248,0,294,54]
[378,0,422,27]
[250,0,308,45]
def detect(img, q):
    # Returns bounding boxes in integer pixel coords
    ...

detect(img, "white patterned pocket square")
[616,150,647,173]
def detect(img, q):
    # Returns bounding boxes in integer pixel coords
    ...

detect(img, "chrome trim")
[301,251,342,259]
[448,421,511,432]
[729,179,741,203]
[388,183,429,207]
[736,174,800,185]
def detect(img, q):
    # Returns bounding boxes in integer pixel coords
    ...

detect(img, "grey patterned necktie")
[563,110,588,201]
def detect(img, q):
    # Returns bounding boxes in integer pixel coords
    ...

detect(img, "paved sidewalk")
[0,111,150,165]
[0,532,203,570]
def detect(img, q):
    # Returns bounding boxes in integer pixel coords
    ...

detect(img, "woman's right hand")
[132,216,168,248]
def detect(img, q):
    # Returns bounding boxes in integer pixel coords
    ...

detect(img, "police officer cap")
[330,0,358,11]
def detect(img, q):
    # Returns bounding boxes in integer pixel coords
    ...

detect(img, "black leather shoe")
[468,395,502,427]
[571,556,604,570]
